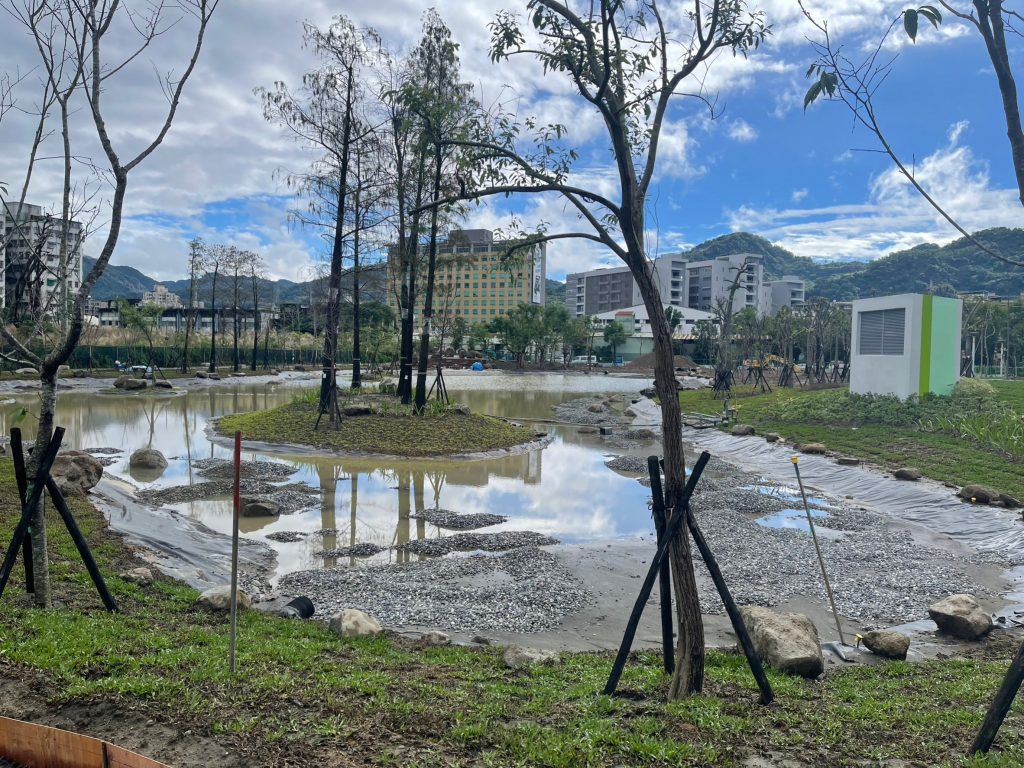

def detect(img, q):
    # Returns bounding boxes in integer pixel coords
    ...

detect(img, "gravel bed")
[605,455,650,473]
[139,479,319,514]
[396,531,559,557]
[84,446,122,455]
[192,457,297,482]
[317,543,386,558]
[280,546,586,632]
[551,396,631,426]
[411,508,508,530]
[265,531,308,543]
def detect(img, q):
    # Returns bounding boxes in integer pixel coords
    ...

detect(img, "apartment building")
[141,283,183,309]
[1,202,84,317]
[768,275,806,313]
[568,254,689,318]
[684,252,772,315]
[386,229,547,327]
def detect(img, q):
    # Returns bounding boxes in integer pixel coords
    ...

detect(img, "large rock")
[731,424,755,436]
[120,567,154,586]
[342,405,373,417]
[422,631,450,646]
[861,630,910,660]
[129,448,168,470]
[836,456,861,466]
[329,608,382,638]
[153,380,174,389]
[893,467,921,481]
[50,451,104,496]
[114,375,147,390]
[195,370,210,379]
[959,485,1000,504]
[928,594,993,640]
[14,367,37,375]
[240,497,280,517]
[800,443,827,455]
[999,493,1021,509]
[738,605,824,678]
[196,584,251,611]
[503,645,561,670]
[764,433,781,443]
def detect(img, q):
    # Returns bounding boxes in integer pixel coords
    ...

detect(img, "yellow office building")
[386,229,547,327]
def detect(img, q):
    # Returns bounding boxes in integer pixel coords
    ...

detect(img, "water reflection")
[0,372,653,579]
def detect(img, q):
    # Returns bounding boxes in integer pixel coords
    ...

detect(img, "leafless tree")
[181,236,208,373]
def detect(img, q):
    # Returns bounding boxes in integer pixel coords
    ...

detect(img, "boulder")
[208,373,221,380]
[836,457,861,466]
[50,451,104,495]
[422,631,450,646]
[587,404,606,413]
[342,405,373,417]
[928,594,992,640]
[114,375,147,390]
[120,567,154,586]
[229,372,245,378]
[861,630,910,660]
[15,367,37,375]
[764,433,781,443]
[893,467,921,481]
[293,365,306,372]
[129,448,168,470]
[999,493,1021,509]
[329,608,382,638]
[240,497,280,517]
[503,645,561,670]
[959,485,1000,504]
[454,404,471,416]
[195,370,210,379]
[197,585,251,611]
[153,380,173,389]
[731,424,755,436]
[578,426,599,435]
[738,605,824,678]
[801,443,827,455]
[640,385,657,398]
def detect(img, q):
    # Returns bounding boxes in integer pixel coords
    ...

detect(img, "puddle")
[755,507,827,532]
[743,482,831,508]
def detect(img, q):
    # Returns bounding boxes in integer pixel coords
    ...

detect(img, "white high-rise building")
[1,203,84,318]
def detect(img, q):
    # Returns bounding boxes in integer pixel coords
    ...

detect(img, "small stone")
[454,404,471,416]
[837,456,861,466]
[197,584,250,611]
[329,608,383,638]
[503,645,561,669]
[764,433,781,443]
[229,372,245,377]
[731,424,755,436]
[472,635,492,645]
[801,443,827,455]
[739,605,823,678]
[893,467,921,481]
[959,485,1000,504]
[422,631,450,646]
[120,567,153,586]
[587,404,606,413]
[928,594,993,640]
[861,630,910,660]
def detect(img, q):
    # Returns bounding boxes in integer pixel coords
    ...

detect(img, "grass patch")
[216,396,538,457]
[680,380,1024,498]
[0,460,1022,765]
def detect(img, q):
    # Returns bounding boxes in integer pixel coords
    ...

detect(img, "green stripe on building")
[919,293,933,395]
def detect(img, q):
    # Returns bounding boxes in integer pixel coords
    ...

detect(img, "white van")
[571,355,598,365]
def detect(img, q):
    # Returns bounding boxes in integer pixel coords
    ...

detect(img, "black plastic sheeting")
[687,429,1024,569]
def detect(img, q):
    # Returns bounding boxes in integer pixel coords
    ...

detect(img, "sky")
[0,0,1021,283]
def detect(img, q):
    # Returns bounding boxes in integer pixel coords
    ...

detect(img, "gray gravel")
[139,479,319,514]
[317,543,386,558]
[397,531,559,557]
[192,457,298,482]
[605,455,650,473]
[265,531,308,543]
[411,508,508,530]
[551,396,631,426]
[280,546,586,632]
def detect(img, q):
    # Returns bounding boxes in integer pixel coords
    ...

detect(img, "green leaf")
[919,5,942,27]
[904,8,919,41]
[12,407,28,425]
[803,81,823,111]
[805,63,818,79]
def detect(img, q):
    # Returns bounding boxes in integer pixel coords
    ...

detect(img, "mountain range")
[87,227,1024,306]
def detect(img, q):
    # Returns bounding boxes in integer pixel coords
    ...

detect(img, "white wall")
[850,294,922,399]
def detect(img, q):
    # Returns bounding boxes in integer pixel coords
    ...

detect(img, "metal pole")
[791,457,846,645]
[228,430,241,674]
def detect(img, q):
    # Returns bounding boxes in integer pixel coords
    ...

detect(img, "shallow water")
[0,371,657,579]
[755,507,827,532]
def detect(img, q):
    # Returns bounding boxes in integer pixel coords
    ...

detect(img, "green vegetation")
[0,460,1021,765]
[216,395,537,457]
[680,380,1024,497]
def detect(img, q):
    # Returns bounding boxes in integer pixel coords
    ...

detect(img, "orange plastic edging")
[0,715,170,768]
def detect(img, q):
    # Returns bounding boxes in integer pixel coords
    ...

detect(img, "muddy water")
[0,371,656,581]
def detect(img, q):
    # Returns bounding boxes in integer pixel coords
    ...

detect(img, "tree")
[803,0,1023,268]
[450,315,467,351]
[248,251,265,371]
[119,300,163,371]
[206,245,227,373]
[225,247,247,373]
[603,321,627,364]
[181,237,208,373]
[0,0,219,607]
[491,303,544,367]
[561,316,589,365]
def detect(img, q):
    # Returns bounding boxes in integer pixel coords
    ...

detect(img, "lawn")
[680,380,1024,500]
[0,460,1023,766]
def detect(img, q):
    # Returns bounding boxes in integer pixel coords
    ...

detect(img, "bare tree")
[181,237,207,373]
[206,244,228,373]
[0,0,219,607]
[248,251,265,371]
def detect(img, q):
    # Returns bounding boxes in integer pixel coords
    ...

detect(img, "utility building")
[850,293,962,400]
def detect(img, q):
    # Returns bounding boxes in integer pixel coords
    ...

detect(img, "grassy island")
[216,392,539,458]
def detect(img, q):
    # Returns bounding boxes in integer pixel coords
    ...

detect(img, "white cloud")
[727,119,758,142]
[791,187,809,202]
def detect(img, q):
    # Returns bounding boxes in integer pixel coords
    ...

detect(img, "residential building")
[1,202,84,318]
[684,252,770,315]
[768,276,805,313]
[141,283,183,309]
[591,303,714,362]
[386,229,546,328]
[566,264,634,317]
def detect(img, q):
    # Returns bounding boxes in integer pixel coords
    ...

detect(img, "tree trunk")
[414,147,443,411]
[209,267,219,373]
[250,277,259,372]
[351,184,362,389]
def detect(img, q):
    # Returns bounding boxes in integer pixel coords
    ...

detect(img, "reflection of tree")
[396,469,410,564]
[413,469,425,559]
[349,473,358,567]
[317,463,339,568]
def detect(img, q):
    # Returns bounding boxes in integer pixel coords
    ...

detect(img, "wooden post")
[228,431,241,674]
[970,640,1024,754]
[647,456,674,675]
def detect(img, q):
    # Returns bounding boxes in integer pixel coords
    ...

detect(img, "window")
[858,308,905,355]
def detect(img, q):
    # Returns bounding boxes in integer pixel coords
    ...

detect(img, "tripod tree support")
[10,430,33,592]
[971,640,1024,755]
[647,456,675,675]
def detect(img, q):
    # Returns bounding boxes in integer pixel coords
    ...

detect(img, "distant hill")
[546,278,565,306]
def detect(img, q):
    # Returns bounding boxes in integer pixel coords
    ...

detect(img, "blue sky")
[1,0,1021,283]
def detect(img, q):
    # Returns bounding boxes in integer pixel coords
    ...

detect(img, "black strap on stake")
[970,639,1024,754]
[603,451,711,696]
[10,429,33,592]
[0,428,66,599]
[647,456,674,675]
[44,477,118,612]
